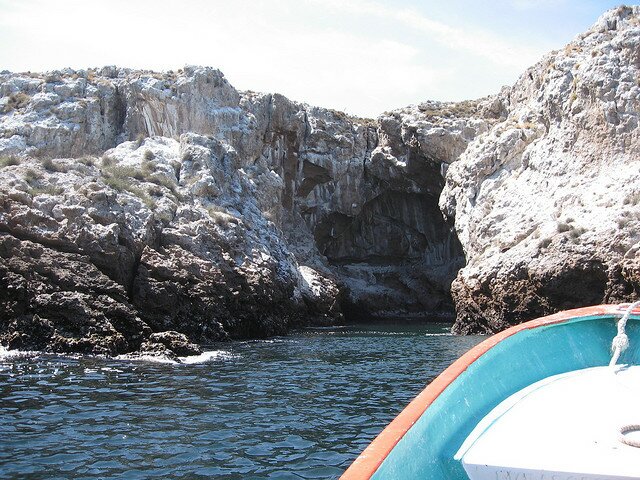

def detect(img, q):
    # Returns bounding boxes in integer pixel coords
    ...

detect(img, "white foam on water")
[347,330,417,336]
[241,338,292,345]
[0,345,39,361]
[100,366,124,373]
[0,345,236,365]
[424,333,454,337]
[115,350,237,365]
[178,350,237,364]
[114,353,180,364]
[305,326,348,331]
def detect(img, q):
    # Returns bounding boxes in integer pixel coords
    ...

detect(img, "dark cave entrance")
[311,191,465,322]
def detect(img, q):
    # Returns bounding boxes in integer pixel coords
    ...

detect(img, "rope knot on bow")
[610,300,640,367]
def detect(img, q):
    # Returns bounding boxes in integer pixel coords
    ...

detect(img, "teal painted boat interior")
[371,314,640,479]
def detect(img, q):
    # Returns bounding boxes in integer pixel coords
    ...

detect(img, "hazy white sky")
[0,0,623,117]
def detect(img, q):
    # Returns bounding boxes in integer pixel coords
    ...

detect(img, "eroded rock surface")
[0,134,334,356]
[1,61,488,354]
[441,6,640,333]
[1,6,638,351]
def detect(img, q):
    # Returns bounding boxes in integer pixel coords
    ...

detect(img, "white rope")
[611,302,640,448]
[609,300,640,367]
[619,424,640,448]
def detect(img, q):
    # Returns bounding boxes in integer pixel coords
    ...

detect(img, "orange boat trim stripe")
[340,304,637,480]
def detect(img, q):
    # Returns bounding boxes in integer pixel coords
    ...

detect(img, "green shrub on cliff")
[78,156,96,167]
[134,133,146,148]
[40,157,70,173]
[23,168,42,184]
[101,163,166,210]
[2,92,30,113]
[0,155,20,168]
[102,164,143,193]
[149,175,181,199]
[207,205,239,227]
[27,185,64,197]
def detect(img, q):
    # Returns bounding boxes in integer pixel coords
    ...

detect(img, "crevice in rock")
[280,130,300,210]
[297,161,332,198]
[262,94,274,145]
[127,250,143,301]
[302,110,311,144]
[112,85,127,138]
[0,222,80,256]
[0,222,136,299]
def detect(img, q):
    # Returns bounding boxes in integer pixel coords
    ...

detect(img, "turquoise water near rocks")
[0,324,482,479]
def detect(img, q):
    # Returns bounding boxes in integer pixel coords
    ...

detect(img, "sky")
[0,0,626,117]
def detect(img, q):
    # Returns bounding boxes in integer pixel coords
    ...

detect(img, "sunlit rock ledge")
[0,6,638,354]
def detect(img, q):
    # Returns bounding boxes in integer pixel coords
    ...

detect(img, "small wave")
[179,350,237,364]
[344,330,416,336]
[318,330,453,337]
[115,350,237,365]
[241,338,292,345]
[113,353,178,364]
[0,346,235,366]
[0,345,39,361]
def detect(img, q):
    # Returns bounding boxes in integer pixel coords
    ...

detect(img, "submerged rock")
[143,331,202,357]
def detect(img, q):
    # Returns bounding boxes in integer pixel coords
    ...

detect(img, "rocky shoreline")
[1,6,639,355]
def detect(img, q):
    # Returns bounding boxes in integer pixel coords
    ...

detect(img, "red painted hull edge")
[340,304,638,480]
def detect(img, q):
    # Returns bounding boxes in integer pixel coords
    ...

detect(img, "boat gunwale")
[340,304,640,480]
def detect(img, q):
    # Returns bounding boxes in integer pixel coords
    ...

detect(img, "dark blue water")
[0,324,482,479]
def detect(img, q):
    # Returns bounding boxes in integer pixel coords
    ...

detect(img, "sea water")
[0,324,482,479]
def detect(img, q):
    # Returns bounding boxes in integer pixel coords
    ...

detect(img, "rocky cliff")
[441,5,640,333]
[1,6,638,354]
[0,66,489,356]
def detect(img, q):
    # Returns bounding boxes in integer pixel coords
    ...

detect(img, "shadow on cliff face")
[311,191,465,322]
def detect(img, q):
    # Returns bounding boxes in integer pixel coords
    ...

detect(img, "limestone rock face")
[0,136,323,356]
[1,62,486,341]
[333,101,496,318]
[0,68,125,157]
[2,6,637,351]
[441,6,640,333]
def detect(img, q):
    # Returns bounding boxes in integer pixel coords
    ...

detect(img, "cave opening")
[311,191,465,322]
